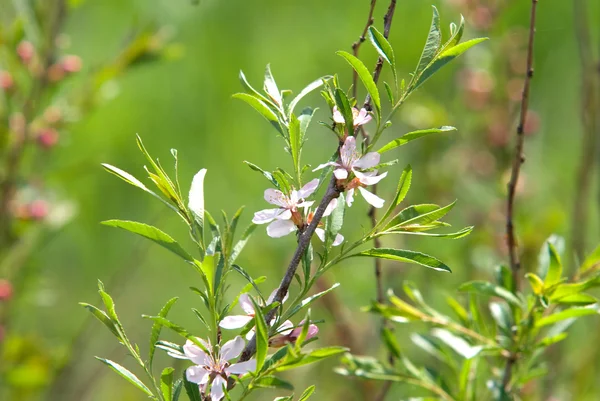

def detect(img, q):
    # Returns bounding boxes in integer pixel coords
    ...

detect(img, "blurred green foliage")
[1,0,599,400]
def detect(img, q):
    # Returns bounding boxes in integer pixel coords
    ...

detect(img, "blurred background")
[0,0,598,400]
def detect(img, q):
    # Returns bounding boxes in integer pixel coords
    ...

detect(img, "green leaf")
[289,114,302,176]
[353,248,451,272]
[432,329,482,359]
[415,6,441,76]
[554,293,597,306]
[79,303,120,339]
[95,357,153,397]
[385,226,473,239]
[250,297,269,372]
[253,376,294,390]
[298,385,316,401]
[580,244,600,274]
[188,169,207,247]
[233,93,283,135]
[264,64,282,106]
[149,297,179,366]
[380,164,412,224]
[377,126,457,153]
[324,193,345,246]
[161,367,174,401]
[525,273,545,295]
[101,220,193,263]
[199,253,217,295]
[286,283,340,318]
[172,379,183,401]
[544,243,563,286]
[333,88,354,131]
[244,161,279,187]
[382,327,402,359]
[239,70,273,104]
[183,373,202,401]
[459,281,522,307]
[413,38,488,90]
[230,224,257,264]
[368,26,397,86]
[386,202,454,230]
[288,77,328,117]
[535,307,598,327]
[336,51,381,116]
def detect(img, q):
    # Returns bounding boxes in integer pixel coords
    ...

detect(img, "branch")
[502,0,539,394]
[238,177,343,362]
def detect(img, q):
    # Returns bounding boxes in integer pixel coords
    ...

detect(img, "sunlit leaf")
[353,248,451,272]
[149,297,179,366]
[336,51,381,116]
[536,307,598,327]
[459,281,522,307]
[377,126,456,153]
[95,357,153,397]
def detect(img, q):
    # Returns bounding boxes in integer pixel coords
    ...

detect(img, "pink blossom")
[0,279,13,301]
[332,106,372,127]
[219,290,289,335]
[269,320,319,348]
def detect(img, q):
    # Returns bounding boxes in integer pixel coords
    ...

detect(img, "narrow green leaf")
[183,373,202,401]
[250,297,269,372]
[386,226,473,239]
[230,224,257,264]
[536,307,598,327]
[333,88,354,131]
[264,64,282,106]
[172,379,183,401]
[387,201,455,230]
[286,283,340,318]
[243,161,279,187]
[368,26,397,87]
[579,244,600,274]
[377,126,457,153]
[289,114,302,176]
[554,293,597,306]
[336,51,381,115]
[233,93,283,135]
[253,376,294,390]
[79,303,120,339]
[298,385,316,401]
[380,164,412,224]
[288,77,329,117]
[149,297,179,366]
[161,367,175,401]
[102,220,193,263]
[415,6,441,75]
[525,273,544,295]
[459,281,522,307]
[239,70,274,106]
[544,243,563,286]
[382,327,402,359]
[95,357,153,397]
[353,248,451,272]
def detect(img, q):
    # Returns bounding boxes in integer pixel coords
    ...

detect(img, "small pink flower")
[17,41,35,64]
[169,336,256,401]
[313,198,344,246]
[0,71,13,90]
[29,200,49,221]
[37,128,60,149]
[314,136,387,208]
[0,279,13,301]
[219,290,289,335]
[269,320,319,348]
[332,106,372,128]
[61,55,82,73]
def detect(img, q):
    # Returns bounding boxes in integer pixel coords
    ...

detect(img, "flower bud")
[47,63,65,82]
[0,71,14,90]
[37,128,60,149]
[17,41,35,64]
[29,200,49,221]
[0,279,13,301]
[61,55,82,73]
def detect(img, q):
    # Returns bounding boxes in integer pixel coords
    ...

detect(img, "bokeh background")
[1,0,599,400]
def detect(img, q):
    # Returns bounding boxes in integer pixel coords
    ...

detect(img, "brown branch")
[502,0,539,394]
[571,0,599,263]
[238,177,343,362]
[352,0,377,100]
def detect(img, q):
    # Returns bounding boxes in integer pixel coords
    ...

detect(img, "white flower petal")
[264,188,288,207]
[220,336,245,361]
[245,329,255,340]
[252,208,286,224]
[334,168,348,180]
[340,136,358,168]
[238,293,255,315]
[277,320,295,335]
[312,161,338,172]
[359,187,385,208]
[219,315,253,329]
[296,201,314,209]
[267,219,296,238]
[355,108,372,126]
[210,376,226,401]
[354,170,388,186]
[275,209,292,220]
[183,340,209,365]
[315,227,326,243]
[186,365,209,384]
[323,198,338,217]
[226,359,257,375]
[188,169,207,223]
[346,188,355,207]
[353,152,380,169]
[298,178,319,198]
[333,233,344,246]
[332,106,345,124]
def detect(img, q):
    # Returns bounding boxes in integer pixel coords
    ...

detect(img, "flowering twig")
[502,0,538,393]
[352,0,377,100]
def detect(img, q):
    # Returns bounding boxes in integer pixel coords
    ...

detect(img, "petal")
[297,178,319,198]
[315,227,326,242]
[220,336,245,361]
[277,320,295,335]
[355,108,372,126]
[340,136,357,167]
[346,188,355,207]
[186,365,209,384]
[333,168,348,180]
[354,170,388,185]
[323,198,338,217]
[333,233,344,246]
[264,188,288,207]
[245,329,255,341]
[219,315,253,329]
[267,289,289,304]
[275,209,292,220]
[210,376,226,401]
[226,359,257,375]
[183,340,209,365]
[332,106,345,124]
[267,219,296,238]
[252,208,286,224]
[296,200,314,209]
[359,187,385,208]
[312,161,337,172]
[238,293,255,315]
[353,152,380,169]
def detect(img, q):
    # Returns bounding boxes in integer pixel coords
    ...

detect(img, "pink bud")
[288,322,319,342]
[17,41,35,64]
[0,279,13,301]
[37,128,60,149]
[29,200,49,221]
[0,71,14,90]
[61,55,82,73]
[47,63,65,82]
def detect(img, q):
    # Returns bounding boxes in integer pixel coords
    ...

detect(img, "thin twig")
[352,0,378,100]
[502,0,538,394]
[571,0,599,264]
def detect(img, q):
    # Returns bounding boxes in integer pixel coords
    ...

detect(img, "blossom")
[169,336,256,401]
[269,320,319,348]
[314,198,344,246]
[252,179,318,238]
[313,136,387,208]
[332,106,372,128]
[219,290,289,334]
